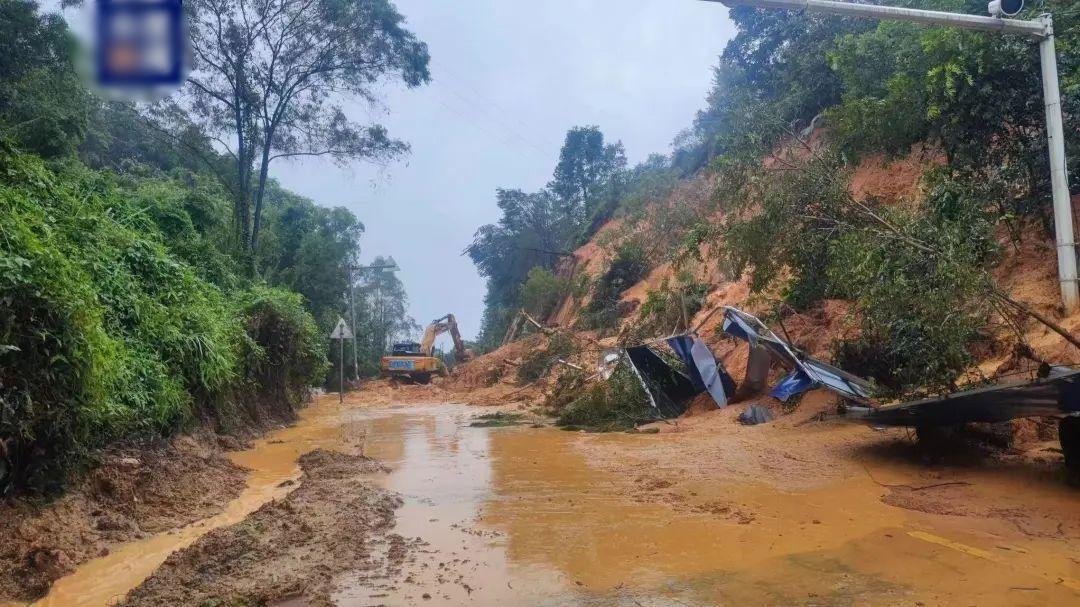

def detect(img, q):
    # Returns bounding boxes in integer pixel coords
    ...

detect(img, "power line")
[429,91,550,160]
[436,81,552,157]
[431,58,563,150]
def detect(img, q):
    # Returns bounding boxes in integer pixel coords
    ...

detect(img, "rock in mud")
[119,449,402,607]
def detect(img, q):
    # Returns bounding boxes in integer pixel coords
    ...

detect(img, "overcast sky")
[271,0,737,340]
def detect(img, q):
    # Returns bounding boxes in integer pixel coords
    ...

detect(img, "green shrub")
[715,149,1001,397]
[234,286,328,421]
[0,146,325,493]
[519,267,566,321]
[828,170,997,396]
[516,332,576,385]
[556,363,654,431]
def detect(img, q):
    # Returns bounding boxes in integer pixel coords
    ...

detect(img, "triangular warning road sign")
[330,317,352,339]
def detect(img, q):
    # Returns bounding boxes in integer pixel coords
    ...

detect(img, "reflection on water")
[12,398,1080,607]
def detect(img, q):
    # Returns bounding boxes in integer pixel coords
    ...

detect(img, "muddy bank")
[0,435,247,602]
[572,393,1080,545]
[119,449,400,607]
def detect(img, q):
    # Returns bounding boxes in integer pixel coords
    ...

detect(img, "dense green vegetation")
[0,0,425,493]
[696,0,1080,396]
[470,0,1080,400]
[556,363,653,432]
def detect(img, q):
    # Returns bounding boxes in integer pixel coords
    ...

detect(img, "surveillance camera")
[988,0,1024,17]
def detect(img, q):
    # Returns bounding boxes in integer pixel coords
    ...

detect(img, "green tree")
[354,256,417,374]
[257,182,364,326]
[549,126,626,223]
[468,126,632,347]
[179,0,431,257]
[80,102,237,190]
[467,188,570,346]
[519,267,565,321]
[675,8,871,167]
[0,0,89,158]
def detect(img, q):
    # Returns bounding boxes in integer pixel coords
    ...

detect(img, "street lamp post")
[702,0,1079,314]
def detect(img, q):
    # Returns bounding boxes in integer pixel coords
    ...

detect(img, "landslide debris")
[119,449,400,607]
[0,435,247,602]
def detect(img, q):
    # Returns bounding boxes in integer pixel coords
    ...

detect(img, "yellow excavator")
[380,314,472,384]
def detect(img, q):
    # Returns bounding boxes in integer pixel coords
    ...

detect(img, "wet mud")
[0,436,248,602]
[6,392,1079,606]
[120,450,399,607]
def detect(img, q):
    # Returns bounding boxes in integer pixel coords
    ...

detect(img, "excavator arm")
[420,314,471,361]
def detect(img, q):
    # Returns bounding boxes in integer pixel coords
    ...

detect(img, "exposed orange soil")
[618,260,672,309]
[849,144,946,204]
[549,219,625,326]
[0,436,248,602]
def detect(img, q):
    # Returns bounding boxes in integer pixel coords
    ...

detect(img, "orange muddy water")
[11,396,1080,606]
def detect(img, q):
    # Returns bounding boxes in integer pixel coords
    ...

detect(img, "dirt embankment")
[119,449,401,607]
[0,435,248,602]
[438,140,1080,489]
[530,137,1080,381]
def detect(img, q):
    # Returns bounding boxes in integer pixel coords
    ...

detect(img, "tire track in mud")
[0,436,249,603]
[118,450,403,607]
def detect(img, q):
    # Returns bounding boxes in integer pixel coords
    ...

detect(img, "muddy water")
[15,397,361,607]
[15,397,1080,606]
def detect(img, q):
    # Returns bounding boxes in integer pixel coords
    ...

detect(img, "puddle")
[11,398,1080,606]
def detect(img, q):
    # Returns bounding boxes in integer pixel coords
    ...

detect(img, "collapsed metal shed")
[714,306,1078,480]
[852,368,1080,427]
[616,333,736,419]
[720,307,873,403]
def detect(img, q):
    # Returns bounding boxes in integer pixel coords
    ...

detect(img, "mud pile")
[119,450,401,607]
[351,378,450,406]
[445,337,534,391]
[442,335,553,406]
[0,435,247,601]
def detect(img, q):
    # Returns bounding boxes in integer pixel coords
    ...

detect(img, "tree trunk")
[232,91,251,255]
[992,288,1080,352]
[250,139,273,260]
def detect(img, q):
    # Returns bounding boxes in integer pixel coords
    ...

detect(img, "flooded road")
[14,396,1080,606]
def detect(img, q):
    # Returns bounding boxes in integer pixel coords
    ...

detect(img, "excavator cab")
[391,342,422,356]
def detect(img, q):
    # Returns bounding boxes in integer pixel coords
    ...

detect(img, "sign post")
[330,317,353,404]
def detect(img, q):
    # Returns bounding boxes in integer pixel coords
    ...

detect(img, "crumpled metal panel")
[721,306,873,403]
[666,334,736,408]
[861,370,1080,426]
